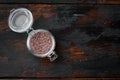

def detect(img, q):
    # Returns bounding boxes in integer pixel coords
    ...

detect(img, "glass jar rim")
[8,8,33,33]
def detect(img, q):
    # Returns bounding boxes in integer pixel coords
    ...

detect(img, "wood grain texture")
[0,0,119,4]
[0,4,120,78]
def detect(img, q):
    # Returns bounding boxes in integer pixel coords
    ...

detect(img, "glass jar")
[8,8,58,61]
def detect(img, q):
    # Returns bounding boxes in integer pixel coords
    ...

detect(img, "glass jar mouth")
[26,29,56,57]
[8,8,33,33]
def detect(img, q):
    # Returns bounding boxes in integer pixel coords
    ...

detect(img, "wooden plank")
[0,0,119,4]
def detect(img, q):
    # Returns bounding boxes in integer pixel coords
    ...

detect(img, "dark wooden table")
[0,0,120,79]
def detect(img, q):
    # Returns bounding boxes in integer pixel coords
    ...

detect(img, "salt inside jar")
[30,31,52,54]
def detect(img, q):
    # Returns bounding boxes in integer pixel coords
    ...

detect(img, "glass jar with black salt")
[8,8,58,61]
